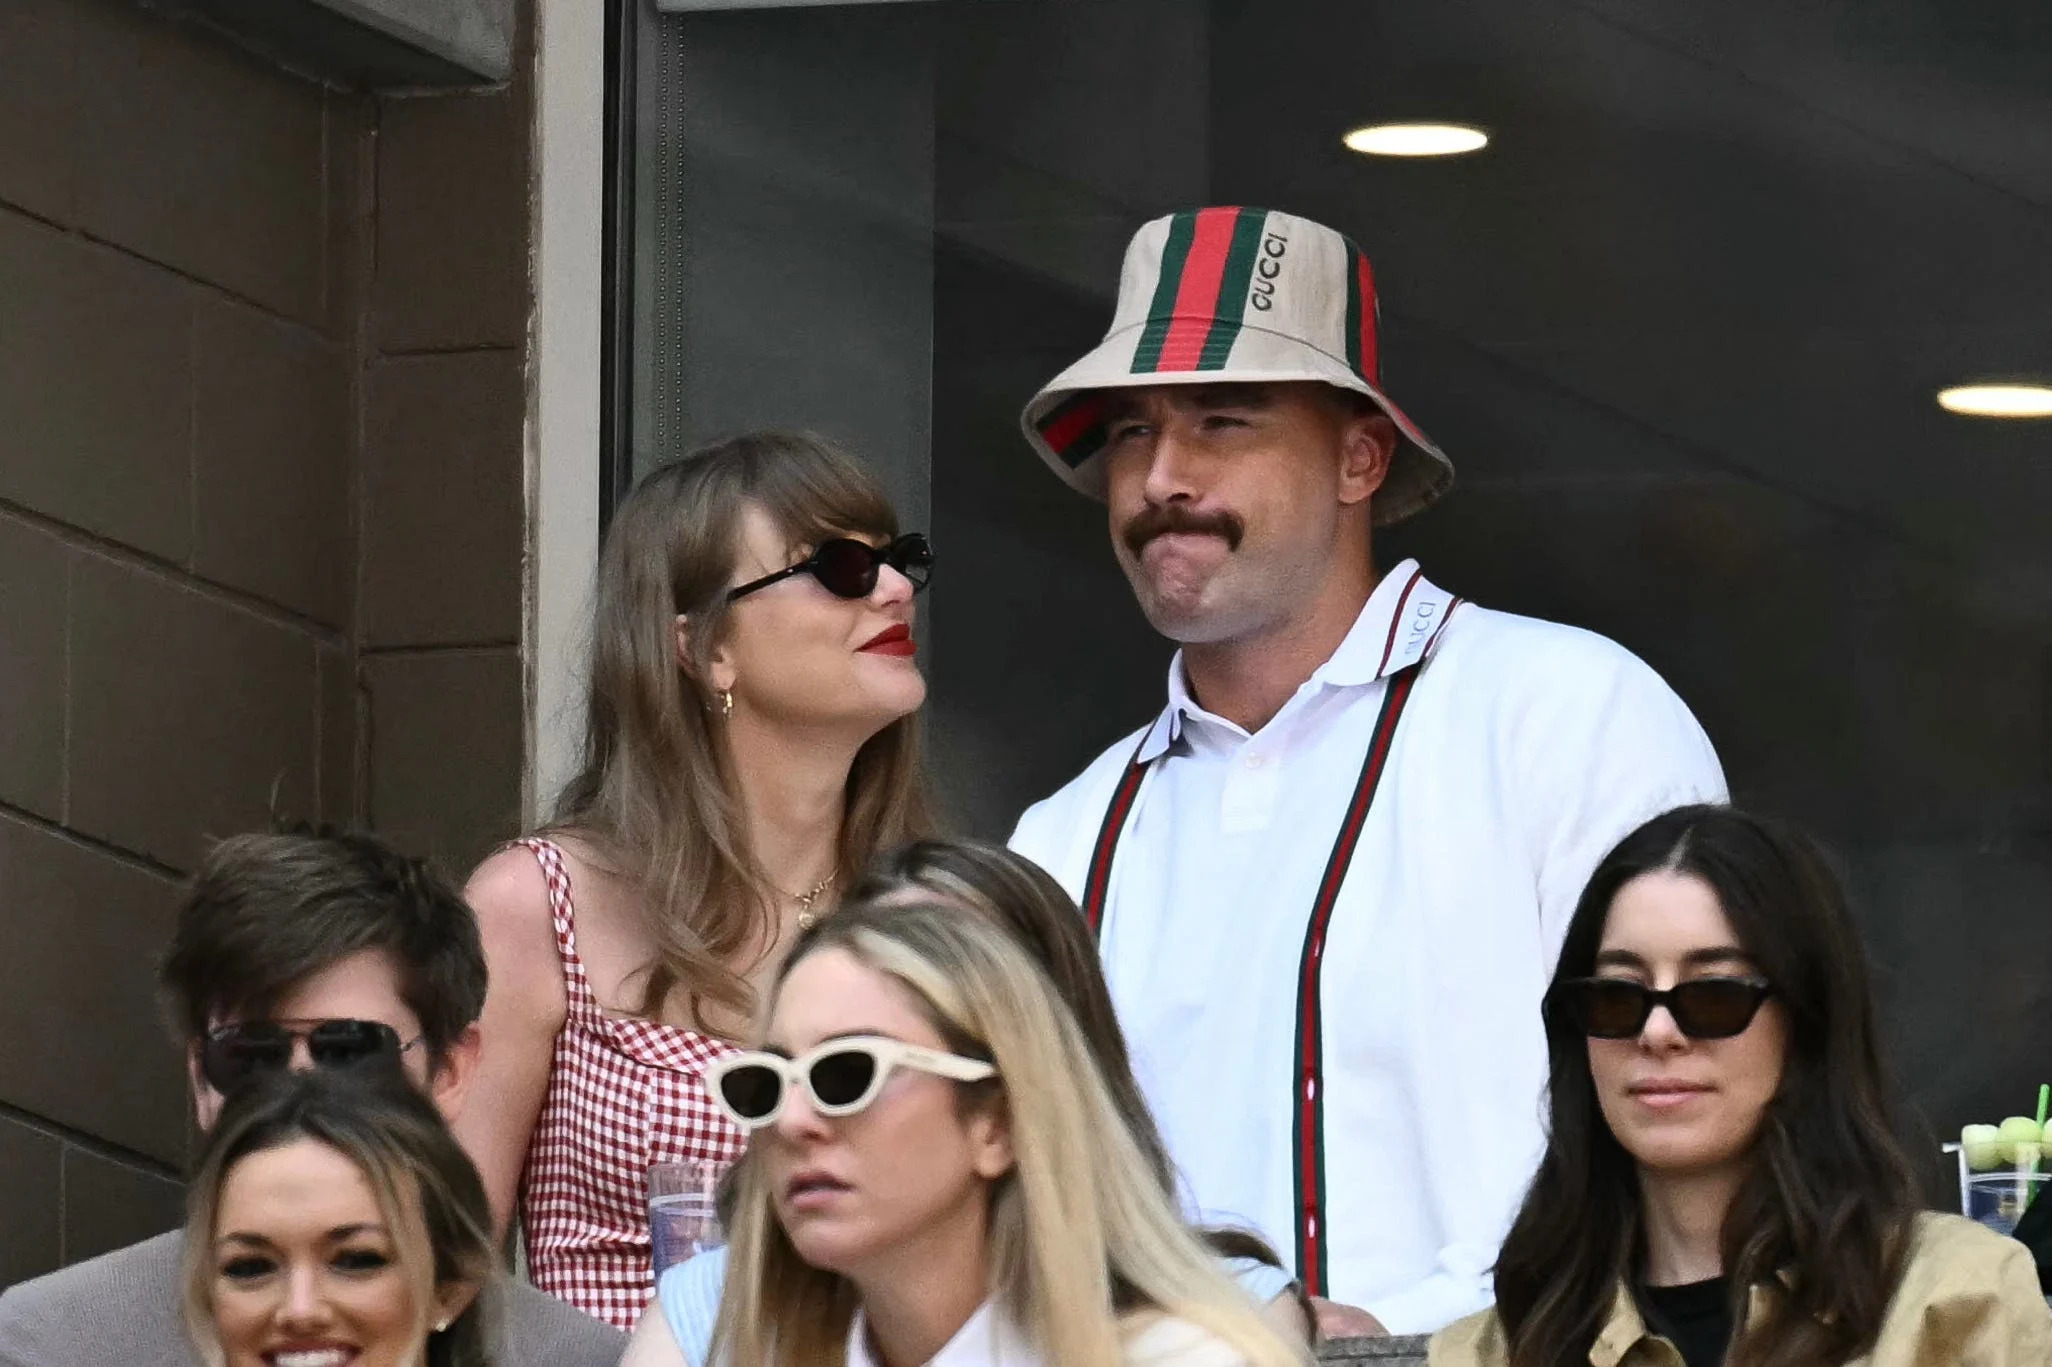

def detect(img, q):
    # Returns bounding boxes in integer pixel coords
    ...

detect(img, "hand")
[1310,1297,1388,1339]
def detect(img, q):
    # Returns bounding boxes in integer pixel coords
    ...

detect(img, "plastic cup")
[649,1158,729,1277]
[1966,1170,2049,1237]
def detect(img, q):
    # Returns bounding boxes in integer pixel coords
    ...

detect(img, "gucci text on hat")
[1020,206,1454,527]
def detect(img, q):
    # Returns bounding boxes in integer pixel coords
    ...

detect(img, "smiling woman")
[182,1069,499,1367]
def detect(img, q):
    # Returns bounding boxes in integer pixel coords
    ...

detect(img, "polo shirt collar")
[1135,559,1454,764]
[845,1300,1037,1367]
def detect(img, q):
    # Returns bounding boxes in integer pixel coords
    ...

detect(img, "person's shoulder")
[1439,601,1659,688]
[1900,1210,2040,1283]
[499,1278,627,1367]
[1009,721,1156,855]
[1435,601,1710,749]
[1425,1305,1508,1365]
[1883,1213,2052,1351]
[0,1232,187,1362]
[465,839,556,915]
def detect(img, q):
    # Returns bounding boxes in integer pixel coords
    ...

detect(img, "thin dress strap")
[513,837,602,1023]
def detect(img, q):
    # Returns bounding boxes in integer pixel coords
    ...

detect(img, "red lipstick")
[859,624,915,657]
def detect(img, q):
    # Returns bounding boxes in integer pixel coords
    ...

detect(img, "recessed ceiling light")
[1343,123,1490,158]
[1937,384,2052,418]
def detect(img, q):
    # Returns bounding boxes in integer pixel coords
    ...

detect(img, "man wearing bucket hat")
[1009,207,1727,1336]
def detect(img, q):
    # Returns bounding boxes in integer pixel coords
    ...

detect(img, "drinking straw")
[2026,1084,2049,1213]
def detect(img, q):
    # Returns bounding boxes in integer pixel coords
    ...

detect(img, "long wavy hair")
[1494,805,1918,1367]
[850,840,1297,1295]
[183,1070,499,1367]
[550,431,933,1024]
[713,900,1310,1367]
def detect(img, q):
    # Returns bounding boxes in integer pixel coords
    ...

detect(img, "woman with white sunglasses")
[703,898,1309,1367]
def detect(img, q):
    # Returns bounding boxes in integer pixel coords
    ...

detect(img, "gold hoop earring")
[716,688,734,719]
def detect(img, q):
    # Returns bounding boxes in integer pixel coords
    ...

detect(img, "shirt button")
[1244,754,1266,769]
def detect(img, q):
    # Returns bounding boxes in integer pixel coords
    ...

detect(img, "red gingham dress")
[514,838,748,1329]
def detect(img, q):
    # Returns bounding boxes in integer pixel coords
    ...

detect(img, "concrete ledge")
[1320,1335,1430,1365]
[160,0,514,87]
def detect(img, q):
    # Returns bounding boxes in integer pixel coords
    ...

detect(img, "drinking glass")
[1945,1142,2048,1236]
[649,1158,729,1277]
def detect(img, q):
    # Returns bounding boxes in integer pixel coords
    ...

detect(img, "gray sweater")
[0,1231,625,1367]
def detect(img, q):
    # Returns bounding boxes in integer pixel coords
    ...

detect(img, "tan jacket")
[1429,1214,2052,1367]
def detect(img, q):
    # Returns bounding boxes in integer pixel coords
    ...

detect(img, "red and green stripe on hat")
[1035,206,1384,472]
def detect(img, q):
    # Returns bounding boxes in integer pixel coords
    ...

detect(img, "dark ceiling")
[935,0,2052,597]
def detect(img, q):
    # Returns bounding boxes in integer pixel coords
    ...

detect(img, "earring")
[716,688,734,719]
[434,1317,451,1334]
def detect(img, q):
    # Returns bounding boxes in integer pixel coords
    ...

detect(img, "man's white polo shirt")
[1009,561,1726,1334]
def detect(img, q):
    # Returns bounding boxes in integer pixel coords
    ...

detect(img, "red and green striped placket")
[1131,207,1272,375]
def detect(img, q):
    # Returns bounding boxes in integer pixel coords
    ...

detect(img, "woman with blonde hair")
[705,897,1311,1367]
[626,840,1309,1365]
[459,431,935,1326]
[184,1068,498,1367]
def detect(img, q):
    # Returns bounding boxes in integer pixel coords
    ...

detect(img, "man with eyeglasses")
[1009,207,1727,1337]
[0,829,625,1366]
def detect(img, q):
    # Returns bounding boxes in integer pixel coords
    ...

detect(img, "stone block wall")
[0,0,530,1279]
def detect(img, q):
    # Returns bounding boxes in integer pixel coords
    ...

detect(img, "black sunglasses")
[200,1019,424,1094]
[725,534,933,604]
[1552,977,1775,1041]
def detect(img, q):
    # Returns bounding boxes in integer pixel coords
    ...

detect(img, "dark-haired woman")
[1431,805,2051,1367]
[460,432,936,1327]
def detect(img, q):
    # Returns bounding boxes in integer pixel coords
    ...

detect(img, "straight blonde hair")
[182,1070,499,1367]
[551,432,934,1025]
[713,900,1310,1367]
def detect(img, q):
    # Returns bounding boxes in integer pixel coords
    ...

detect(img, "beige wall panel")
[68,0,327,325]
[0,1121,63,1286]
[68,556,318,869]
[318,644,363,828]
[374,89,531,353]
[365,648,522,875]
[0,813,184,1162]
[0,214,192,560]
[192,296,351,626]
[362,353,524,649]
[0,515,68,821]
[61,1148,184,1265]
[0,0,77,223]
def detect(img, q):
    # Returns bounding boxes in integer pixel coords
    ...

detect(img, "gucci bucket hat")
[1020,206,1454,526]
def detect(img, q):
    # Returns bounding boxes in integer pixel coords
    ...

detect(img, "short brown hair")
[159,831,487,1062]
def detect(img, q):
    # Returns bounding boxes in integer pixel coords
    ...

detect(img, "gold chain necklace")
[792,873,837,930]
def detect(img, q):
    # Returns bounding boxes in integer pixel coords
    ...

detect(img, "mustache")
[1121,505,1245,559]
